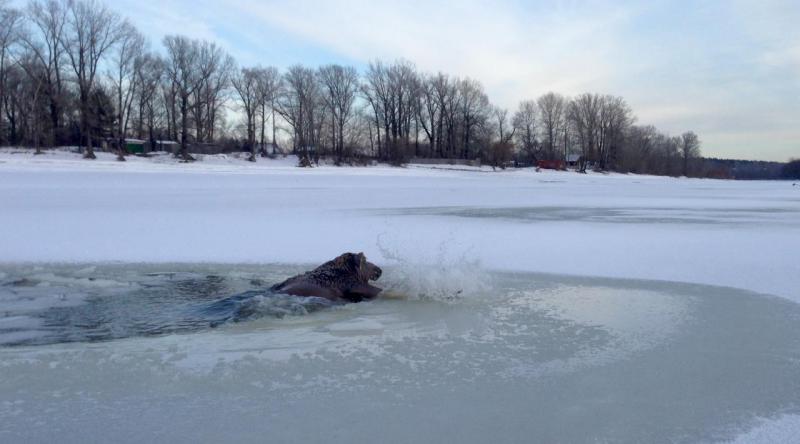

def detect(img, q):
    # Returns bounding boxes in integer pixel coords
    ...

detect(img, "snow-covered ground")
[1,147,797,301]
[1,148,799,443]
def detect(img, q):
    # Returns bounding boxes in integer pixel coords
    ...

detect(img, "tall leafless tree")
[20,0,68,146]
[457,78,489,159]
[0,1,22,145]
[133,52,163,148]
[61,0,123,159]
[277,65,319,165]
[162,35,204,160]
[567,93,602,172]
[108,20,144,160]
[191,41,232,143]
[537,92,566,160]
[318,64,358,163]
[680,131,700,176]
[513,100,538,162]
[254,66,280,156]
[231,66,259,161]
[597,95,632,170]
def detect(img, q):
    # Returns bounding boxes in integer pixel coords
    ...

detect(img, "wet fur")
[271,253,383,303]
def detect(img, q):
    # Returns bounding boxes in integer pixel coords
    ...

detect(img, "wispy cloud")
[234,0,636,101]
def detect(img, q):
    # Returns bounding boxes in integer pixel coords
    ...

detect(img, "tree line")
[1,0,707,176]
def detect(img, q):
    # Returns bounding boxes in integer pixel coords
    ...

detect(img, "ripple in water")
[0,264,337,346]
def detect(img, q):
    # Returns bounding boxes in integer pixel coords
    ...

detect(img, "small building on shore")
[151,140,179,153]
[124,139,146,154]
[566,154,582,168]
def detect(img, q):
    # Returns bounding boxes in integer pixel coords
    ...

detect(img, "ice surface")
[725,414,800,444]
[0,149,798,443]
[1,148,797,302]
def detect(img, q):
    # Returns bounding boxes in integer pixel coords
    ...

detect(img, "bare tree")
[416,73,441,157]
[60,0,122,158]
[597,95,633,170]
[680,130,701,176]
[622,124,658,173]
[432,73,458,158]
[361,62,389,159]
[537,92,566,160]
[162,35,203,161]
[567,93,602,172]
[133,52,163,149]
[108,20,144,160]
[362,60,421,162]
[513,100,537,162]
[493,106,514,145]
[20,0,68,146]
[391,62,420,159]
[318,64,358,163]
[277,65,319,165]
[2,62,24,144]
[7,49,48,152]
[231,66,259,161]
[457,78,489,159]
[254,66,280,156]
[191,41,233,143]
[0,1,22,145]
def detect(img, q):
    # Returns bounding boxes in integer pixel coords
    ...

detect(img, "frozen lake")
[0,150,799,442]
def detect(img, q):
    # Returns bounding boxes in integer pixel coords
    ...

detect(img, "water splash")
[376,233,491,302]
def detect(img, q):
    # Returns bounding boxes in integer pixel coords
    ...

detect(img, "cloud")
[233,0,636,103]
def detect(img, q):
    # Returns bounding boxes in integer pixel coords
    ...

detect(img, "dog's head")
[334,252,382,282]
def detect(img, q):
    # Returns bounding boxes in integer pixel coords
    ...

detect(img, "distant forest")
[0,0,789,179]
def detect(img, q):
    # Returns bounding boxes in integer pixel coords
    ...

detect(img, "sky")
[37,0,800,161]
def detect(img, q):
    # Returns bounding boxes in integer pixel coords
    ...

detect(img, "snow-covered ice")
[1,148,797,301]
[0,148,798,443]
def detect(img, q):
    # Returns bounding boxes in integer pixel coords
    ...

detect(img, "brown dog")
[271,253,383,303]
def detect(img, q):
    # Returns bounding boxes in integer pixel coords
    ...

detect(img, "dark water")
[34,290,335,345]
[0,265,336,346]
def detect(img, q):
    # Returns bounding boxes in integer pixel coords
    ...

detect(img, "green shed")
[125,139,146,154]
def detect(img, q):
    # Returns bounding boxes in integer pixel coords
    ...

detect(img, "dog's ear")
[333,253,352,268]
[350,253,364,271]
[333,253,360,271]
